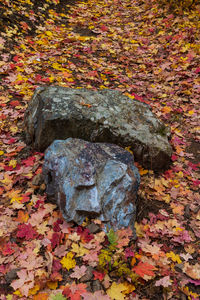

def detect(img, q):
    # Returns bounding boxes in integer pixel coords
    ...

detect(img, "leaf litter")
[0,0,199,299]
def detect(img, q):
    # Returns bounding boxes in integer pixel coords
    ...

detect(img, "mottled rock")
[24,86,172,170]
[5,269,20,284]
[87,223,101,234]
[43,138,140,232]
[80,266,94,283]
[92,280,102,292]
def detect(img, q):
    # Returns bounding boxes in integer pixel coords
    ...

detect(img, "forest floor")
[0,0,199,299]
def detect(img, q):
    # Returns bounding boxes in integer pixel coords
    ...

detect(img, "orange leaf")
[15,210,29,223]
[33,293,48,300]
[46,281,58,289]
[162,106,172,113]
[132,262,156,279]
[80,101,92,108]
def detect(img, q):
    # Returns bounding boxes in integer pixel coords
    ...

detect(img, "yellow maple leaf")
[10,126,18,134]
[107,282,127,300]
[52,62,63,70]
[6,189,22,204]
[188,110,194,115]
[60,252,76,270]
[9,159,17,168]
[28,284,40,295]
[134,222,144,237]
[71,242,89,257]
[46,281,58,289]
[0,173,13,187]
[122,282,135,294]
[13,290,22,297]
[45,31,53,37]
[166,251,182,264]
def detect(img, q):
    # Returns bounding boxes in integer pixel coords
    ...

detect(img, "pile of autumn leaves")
[0,199,162,299]
[0,0,200,299]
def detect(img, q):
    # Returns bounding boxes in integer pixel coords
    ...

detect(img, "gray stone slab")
[24,86,172,170]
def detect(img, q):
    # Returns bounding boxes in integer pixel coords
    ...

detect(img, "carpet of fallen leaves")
[0,0,200,299]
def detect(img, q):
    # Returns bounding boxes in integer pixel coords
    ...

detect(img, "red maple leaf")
[76,227,94,243]
[53,219,63,232]
[52,259,62,272]
[51,232,60,249]
[1,242,17,256]
[17,224,38,240]
[22,156,36,167]
[125,247,135,259]
[93,270,105,281]
[9,100,20,107]
[133,262,156,279]
[63,283,87,300]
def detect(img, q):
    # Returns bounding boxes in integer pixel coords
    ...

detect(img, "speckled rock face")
[43,138,140,233]
[24,86,172,170]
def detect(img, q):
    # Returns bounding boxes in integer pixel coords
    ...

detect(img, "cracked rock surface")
[24,86,172,170]
[43,138,140,232]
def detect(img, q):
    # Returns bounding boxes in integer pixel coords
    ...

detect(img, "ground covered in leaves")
[0,0,200,299]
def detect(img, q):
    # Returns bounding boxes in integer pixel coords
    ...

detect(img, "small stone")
[5,269,20,283]
[175,263,183,272]
[184,204,190,218]
[87,223,101,234]
[92,280,102,292]
[86,281,93,292]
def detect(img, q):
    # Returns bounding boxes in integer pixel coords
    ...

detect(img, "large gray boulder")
[43,138,140,232]
[24,86,172,170]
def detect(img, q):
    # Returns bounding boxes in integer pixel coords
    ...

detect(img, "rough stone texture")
[43,138,140,232]
[24,86,172,171]
[80,267,93,282]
